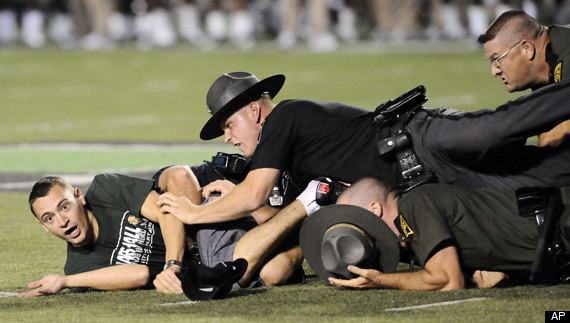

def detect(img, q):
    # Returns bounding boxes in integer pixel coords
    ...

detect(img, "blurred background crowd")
[1,0,569,51]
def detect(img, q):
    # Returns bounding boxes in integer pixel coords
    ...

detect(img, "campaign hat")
[181,258,248,301]
[300,204,400,282]
[200,72,285,140]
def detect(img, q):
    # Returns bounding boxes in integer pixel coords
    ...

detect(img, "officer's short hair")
[338,177,396,208]
[478,10,542,44]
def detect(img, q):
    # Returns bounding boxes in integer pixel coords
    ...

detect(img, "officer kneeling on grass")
[299,177,570,290]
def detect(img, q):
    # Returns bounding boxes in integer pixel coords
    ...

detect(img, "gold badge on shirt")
[554,63,562,82]
[398,214,414,238]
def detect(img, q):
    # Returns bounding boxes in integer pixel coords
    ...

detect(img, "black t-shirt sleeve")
[250,101,298,171]
[85,173,154,216]
[397,187,455,267]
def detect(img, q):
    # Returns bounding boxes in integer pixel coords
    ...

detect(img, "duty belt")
[373,85,436,192]
[516,187,569,282]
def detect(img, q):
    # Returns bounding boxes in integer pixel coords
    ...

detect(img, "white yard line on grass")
[0,115,160,134]
[0,181,41,191]
[385,297,489,312]
[0,174,97,191]
[159,300,198,306]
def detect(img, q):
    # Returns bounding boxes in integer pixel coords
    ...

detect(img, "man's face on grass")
[221,106,262,157]
[32,185,92,247]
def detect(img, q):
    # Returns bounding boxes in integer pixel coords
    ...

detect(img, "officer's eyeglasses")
[490,41,522,68]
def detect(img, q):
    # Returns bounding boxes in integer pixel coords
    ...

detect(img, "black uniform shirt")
[546,24,570,83]
[250,99,398,190]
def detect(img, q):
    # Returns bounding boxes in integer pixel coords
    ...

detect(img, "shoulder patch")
[554,63,562,82]
[397,214,414,238]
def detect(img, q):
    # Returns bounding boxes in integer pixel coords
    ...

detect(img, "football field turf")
[1,44,566,322]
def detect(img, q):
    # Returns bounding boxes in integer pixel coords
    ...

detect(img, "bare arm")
[329,246,465,291]
[141,191,186,294]
[250,205,279,224]
[538,119,570,147]
[158,168,280,224]
[202,179,279,224]
[141,191,185,267]
[17,264,150,297]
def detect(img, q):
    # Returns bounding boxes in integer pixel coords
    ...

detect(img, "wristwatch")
[163,260,182,271]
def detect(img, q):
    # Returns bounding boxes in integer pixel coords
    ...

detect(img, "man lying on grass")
[18,169,303,297]
[300,177,570,290]
[19,174,185,297]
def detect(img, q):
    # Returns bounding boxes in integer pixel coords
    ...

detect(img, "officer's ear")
[521,39,536,60]
[369,201,383,218]
[247,102,262,124]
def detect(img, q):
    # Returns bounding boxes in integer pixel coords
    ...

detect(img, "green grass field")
[1,44,565,322]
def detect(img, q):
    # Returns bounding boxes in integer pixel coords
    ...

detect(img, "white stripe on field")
[385,297,488,312]
[0,181,38,191]
[0,169,168,191]
[159,300,198,306]
[0,115,160,134]
[0,292,18,297]
[0,174,97,191]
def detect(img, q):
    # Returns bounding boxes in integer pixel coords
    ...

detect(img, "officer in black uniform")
[158,71,570,228]
[478,10,570,147]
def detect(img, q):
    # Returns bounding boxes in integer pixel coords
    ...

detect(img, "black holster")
[516,187,569,282]
[374,85,436,192]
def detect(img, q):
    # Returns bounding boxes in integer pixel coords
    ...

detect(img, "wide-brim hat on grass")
[181,258,248,301]
[300,204,400,282]
[200,72,285,140]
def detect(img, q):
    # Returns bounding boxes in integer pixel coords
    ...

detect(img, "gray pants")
[193,215,265,288]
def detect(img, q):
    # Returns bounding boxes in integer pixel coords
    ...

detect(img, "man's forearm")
[191,168,280,224]
[65,264,150,291]
[160,214,185,263]
[330,245,465,291]
[141,191,184,263]
[380,245,464,291]
[375,269,457,291]
[423,79,570,160]
[250,205,279,224]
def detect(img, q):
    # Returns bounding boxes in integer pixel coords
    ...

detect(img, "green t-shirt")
[396,184,539,272]
[64,173,167,285]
